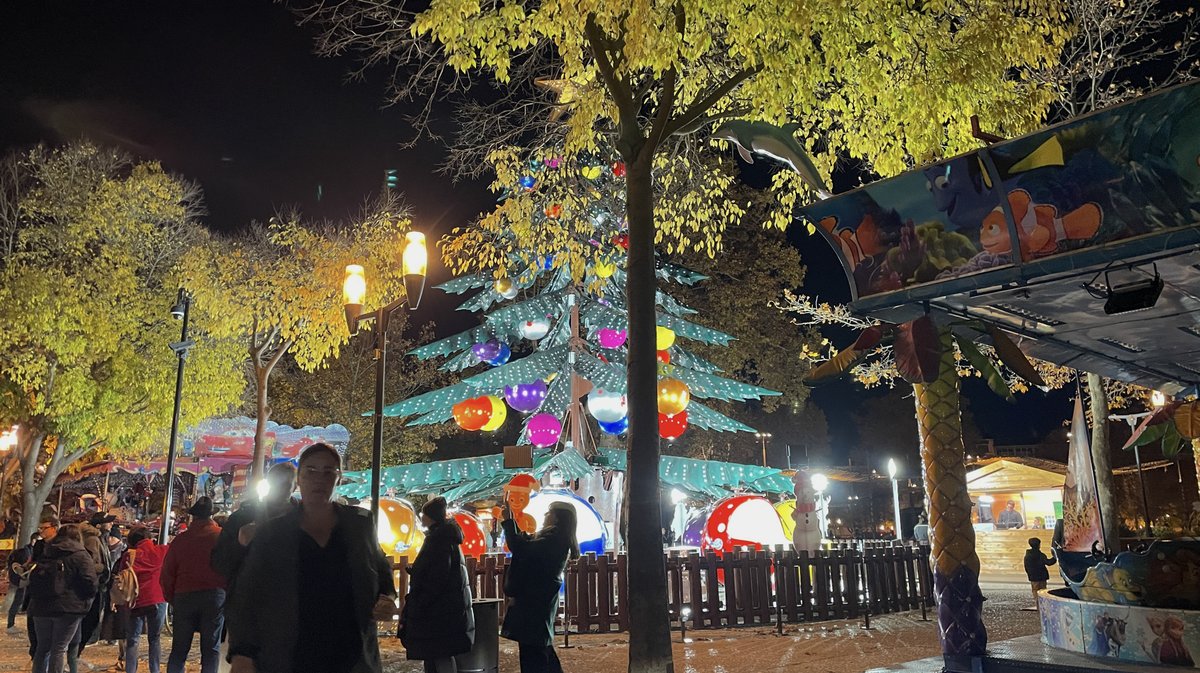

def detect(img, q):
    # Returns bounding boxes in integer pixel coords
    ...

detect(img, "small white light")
[670,488,687,505]
[811,473,828,493]
[255,479,271,501]
[1151,390,1167,408]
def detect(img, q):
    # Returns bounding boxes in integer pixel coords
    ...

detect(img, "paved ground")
[0,584,1041,673]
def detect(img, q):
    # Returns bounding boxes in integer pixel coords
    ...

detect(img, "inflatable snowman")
[791,470,823,553]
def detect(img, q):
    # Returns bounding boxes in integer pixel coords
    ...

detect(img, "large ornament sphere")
[480,396,508,432]
[504,380,547,413]
[452,396,493,431]
[527,413,562,448]
[374,498,425,563]
[701,495,789,555]
[596,328,626,349]
[486,342,511,366]
[587,389,628,424]
[775,499,797,542]
[655,326,676,350]
[518,318,551,341]
[494,278,519,299]
[657,377,690,416]
[598,416,628,435]
[453,510,489,559]
[471,340,502,363]
[524,490,608,556]
[659,410,688,441]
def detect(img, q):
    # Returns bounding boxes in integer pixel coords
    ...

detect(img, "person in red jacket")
[116,527,169,673]
[160,498,225,673]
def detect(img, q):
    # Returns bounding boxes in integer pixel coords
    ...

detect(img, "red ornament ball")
[452,396,494,431]
[658,410,688,441]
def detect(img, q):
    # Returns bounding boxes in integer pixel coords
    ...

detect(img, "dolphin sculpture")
[713,121,832,199]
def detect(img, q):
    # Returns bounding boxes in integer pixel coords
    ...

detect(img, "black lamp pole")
[161,289,195,543]
[344,237,426,523]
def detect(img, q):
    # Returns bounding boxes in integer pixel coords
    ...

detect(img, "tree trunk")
[16,433,69,547]
[253,365,271,484]
[623,154,675,673]
[1086,372,1120,553]
[913,331,986,656]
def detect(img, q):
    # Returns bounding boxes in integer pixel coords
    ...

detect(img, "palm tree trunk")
[913,332,986,656]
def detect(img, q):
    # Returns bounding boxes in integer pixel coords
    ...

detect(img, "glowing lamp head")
[887,458,897,479]
[402,232,427,277]
[343,265,366,305]
[1151,390,1166,408]
[255,478,271,501]
[811,473,829,493]
[402,231,428,310]
[342,264,366,331]
[670,488,687,505]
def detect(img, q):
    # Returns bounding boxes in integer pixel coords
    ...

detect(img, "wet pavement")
[0,584,1040,673]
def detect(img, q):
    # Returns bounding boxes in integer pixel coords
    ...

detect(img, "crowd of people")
[2,442,580,673]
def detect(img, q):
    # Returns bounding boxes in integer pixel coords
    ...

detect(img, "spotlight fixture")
[1100,265,1163,315]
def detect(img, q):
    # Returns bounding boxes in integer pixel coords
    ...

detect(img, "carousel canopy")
[799,81,1200,397]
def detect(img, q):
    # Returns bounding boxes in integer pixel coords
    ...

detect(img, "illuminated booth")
[966,458,1065,579]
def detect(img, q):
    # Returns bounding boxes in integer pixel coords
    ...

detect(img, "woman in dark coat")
[400,497,474,673]
[229,443,396,673]
[27,523,99,673]
[499,502,578,673]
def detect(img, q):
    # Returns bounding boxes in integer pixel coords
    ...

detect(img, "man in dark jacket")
[162,497,226,673]
[27,523,98,673]
[6,540,33,630]
[1024,537,1056,605]
[400,497,474,673]
[210,463,295,667]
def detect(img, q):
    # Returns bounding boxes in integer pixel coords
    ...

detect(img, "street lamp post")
[756,432,772,467]
[887,458,901,541]
[343,231,427,522]
[161,289,195,543]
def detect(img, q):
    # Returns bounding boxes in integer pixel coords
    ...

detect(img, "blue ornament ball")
[598,416,628,435]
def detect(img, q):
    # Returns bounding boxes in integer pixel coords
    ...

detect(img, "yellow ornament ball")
[657,377,690,415]
[480,395,508,432]
[656,326,676,350]
[376,498,425,563]
[775,499,797,542]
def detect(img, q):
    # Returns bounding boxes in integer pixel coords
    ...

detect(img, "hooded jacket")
[115,538,170,608]
[26,536,99,617]
[400,519,474,660]
[1024,546,1056,582]
[499,518,573,646]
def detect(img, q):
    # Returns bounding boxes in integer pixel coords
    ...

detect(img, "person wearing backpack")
[115,527,169,673]
[26,523,98,673]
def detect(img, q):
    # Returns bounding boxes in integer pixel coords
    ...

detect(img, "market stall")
[966,457,1065,578]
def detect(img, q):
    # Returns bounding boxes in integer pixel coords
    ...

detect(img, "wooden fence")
[392,542,933,633]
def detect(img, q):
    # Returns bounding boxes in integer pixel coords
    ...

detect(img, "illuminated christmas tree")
[383,152,779,457]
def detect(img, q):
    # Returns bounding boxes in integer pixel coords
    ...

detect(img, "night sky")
[0,0,1074,458]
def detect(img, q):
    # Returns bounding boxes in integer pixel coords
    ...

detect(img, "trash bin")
[456,599,502,673]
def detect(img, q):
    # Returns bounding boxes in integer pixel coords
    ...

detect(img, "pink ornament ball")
[527,413,562,448]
